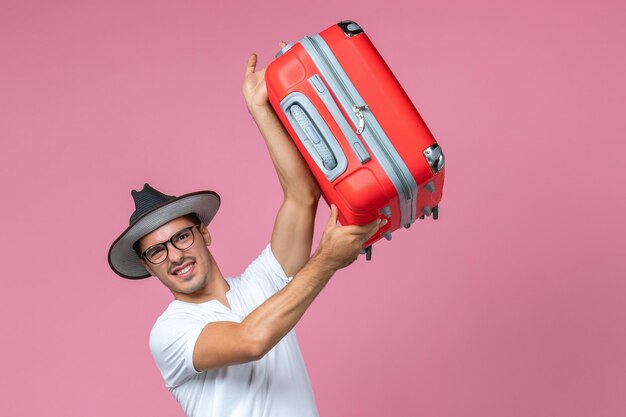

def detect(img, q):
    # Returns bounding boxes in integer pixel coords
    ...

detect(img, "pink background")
[1,0,625,416]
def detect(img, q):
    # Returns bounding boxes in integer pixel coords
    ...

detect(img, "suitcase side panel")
[300,34,418,228]
[321,25,445,216]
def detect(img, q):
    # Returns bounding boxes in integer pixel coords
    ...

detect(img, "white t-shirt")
[149,244,319,417]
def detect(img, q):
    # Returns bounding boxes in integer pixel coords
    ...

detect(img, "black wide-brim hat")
[108,183,220,279]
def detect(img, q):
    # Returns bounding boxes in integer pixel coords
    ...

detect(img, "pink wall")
[1,0,625,416]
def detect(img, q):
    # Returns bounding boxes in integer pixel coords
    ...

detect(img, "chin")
[178,273,209,295]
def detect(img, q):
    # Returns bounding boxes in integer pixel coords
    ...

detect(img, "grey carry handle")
[289,105,337,170]
[280,92,347,182]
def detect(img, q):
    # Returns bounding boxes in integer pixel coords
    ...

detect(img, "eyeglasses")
[141,224,200,264]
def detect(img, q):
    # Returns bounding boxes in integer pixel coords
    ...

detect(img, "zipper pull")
[352,105,368,134]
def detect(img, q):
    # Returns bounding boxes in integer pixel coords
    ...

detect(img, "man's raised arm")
[242,47,321,277]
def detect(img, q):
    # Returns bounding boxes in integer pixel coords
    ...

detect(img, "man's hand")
[313,205,386,271]
[242,42,287,113]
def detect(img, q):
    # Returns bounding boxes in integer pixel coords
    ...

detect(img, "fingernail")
[381,219,388,225]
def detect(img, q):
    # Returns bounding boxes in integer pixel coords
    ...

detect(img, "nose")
[166,242,185,263]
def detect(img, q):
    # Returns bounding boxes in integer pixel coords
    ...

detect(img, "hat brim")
[108,191,220,279]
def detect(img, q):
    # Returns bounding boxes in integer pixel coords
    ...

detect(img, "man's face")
[137,216,213,298]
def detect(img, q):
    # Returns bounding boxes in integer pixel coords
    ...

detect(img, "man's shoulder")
[151,301,210,334]
[149,301,216,352]
[237,244,291,285]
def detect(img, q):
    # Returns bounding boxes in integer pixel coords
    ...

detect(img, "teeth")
[176,264,192,275]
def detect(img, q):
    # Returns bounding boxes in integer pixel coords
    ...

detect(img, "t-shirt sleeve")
[149,314,204,389]
[238,243,293,294]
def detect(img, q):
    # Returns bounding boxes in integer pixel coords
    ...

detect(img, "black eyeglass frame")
[140,224,200,265]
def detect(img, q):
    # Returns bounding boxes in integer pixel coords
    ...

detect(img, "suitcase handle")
[289,105,338,170]
[280,92,347,182]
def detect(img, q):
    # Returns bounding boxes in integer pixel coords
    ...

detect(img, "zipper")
[307,36,414,208]
[352,105,367,134]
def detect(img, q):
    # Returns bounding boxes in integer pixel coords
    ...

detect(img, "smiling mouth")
[176,264,193,275]
[170,260,196,278]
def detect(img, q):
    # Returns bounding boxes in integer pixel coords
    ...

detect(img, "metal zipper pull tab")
[352,105,368,134]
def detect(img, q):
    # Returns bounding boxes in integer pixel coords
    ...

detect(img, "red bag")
[265,20,445,259]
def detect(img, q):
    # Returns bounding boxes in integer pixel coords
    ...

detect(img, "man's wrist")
[248,102,276,120]
[308,249,340,278]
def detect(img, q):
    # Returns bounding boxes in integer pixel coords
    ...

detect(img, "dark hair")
[132,212,202,257]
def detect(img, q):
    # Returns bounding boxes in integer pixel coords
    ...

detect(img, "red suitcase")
[265,20,445,259]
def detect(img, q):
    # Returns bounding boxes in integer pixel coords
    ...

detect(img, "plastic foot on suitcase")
[433,205,439,220]
[360,245,372,261]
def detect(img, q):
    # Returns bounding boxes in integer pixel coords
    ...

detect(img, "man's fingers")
[325,206,385,243]
[326,204,339,229]
[279,40,287,48]
[368,217,387,230]
[341,218,386,236]
[245,53,257,76]
[364,218,385,241]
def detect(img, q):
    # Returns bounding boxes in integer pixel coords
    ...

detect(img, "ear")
[199,224,212,246]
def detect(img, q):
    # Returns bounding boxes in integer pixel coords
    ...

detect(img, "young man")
[107,51,385,417]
